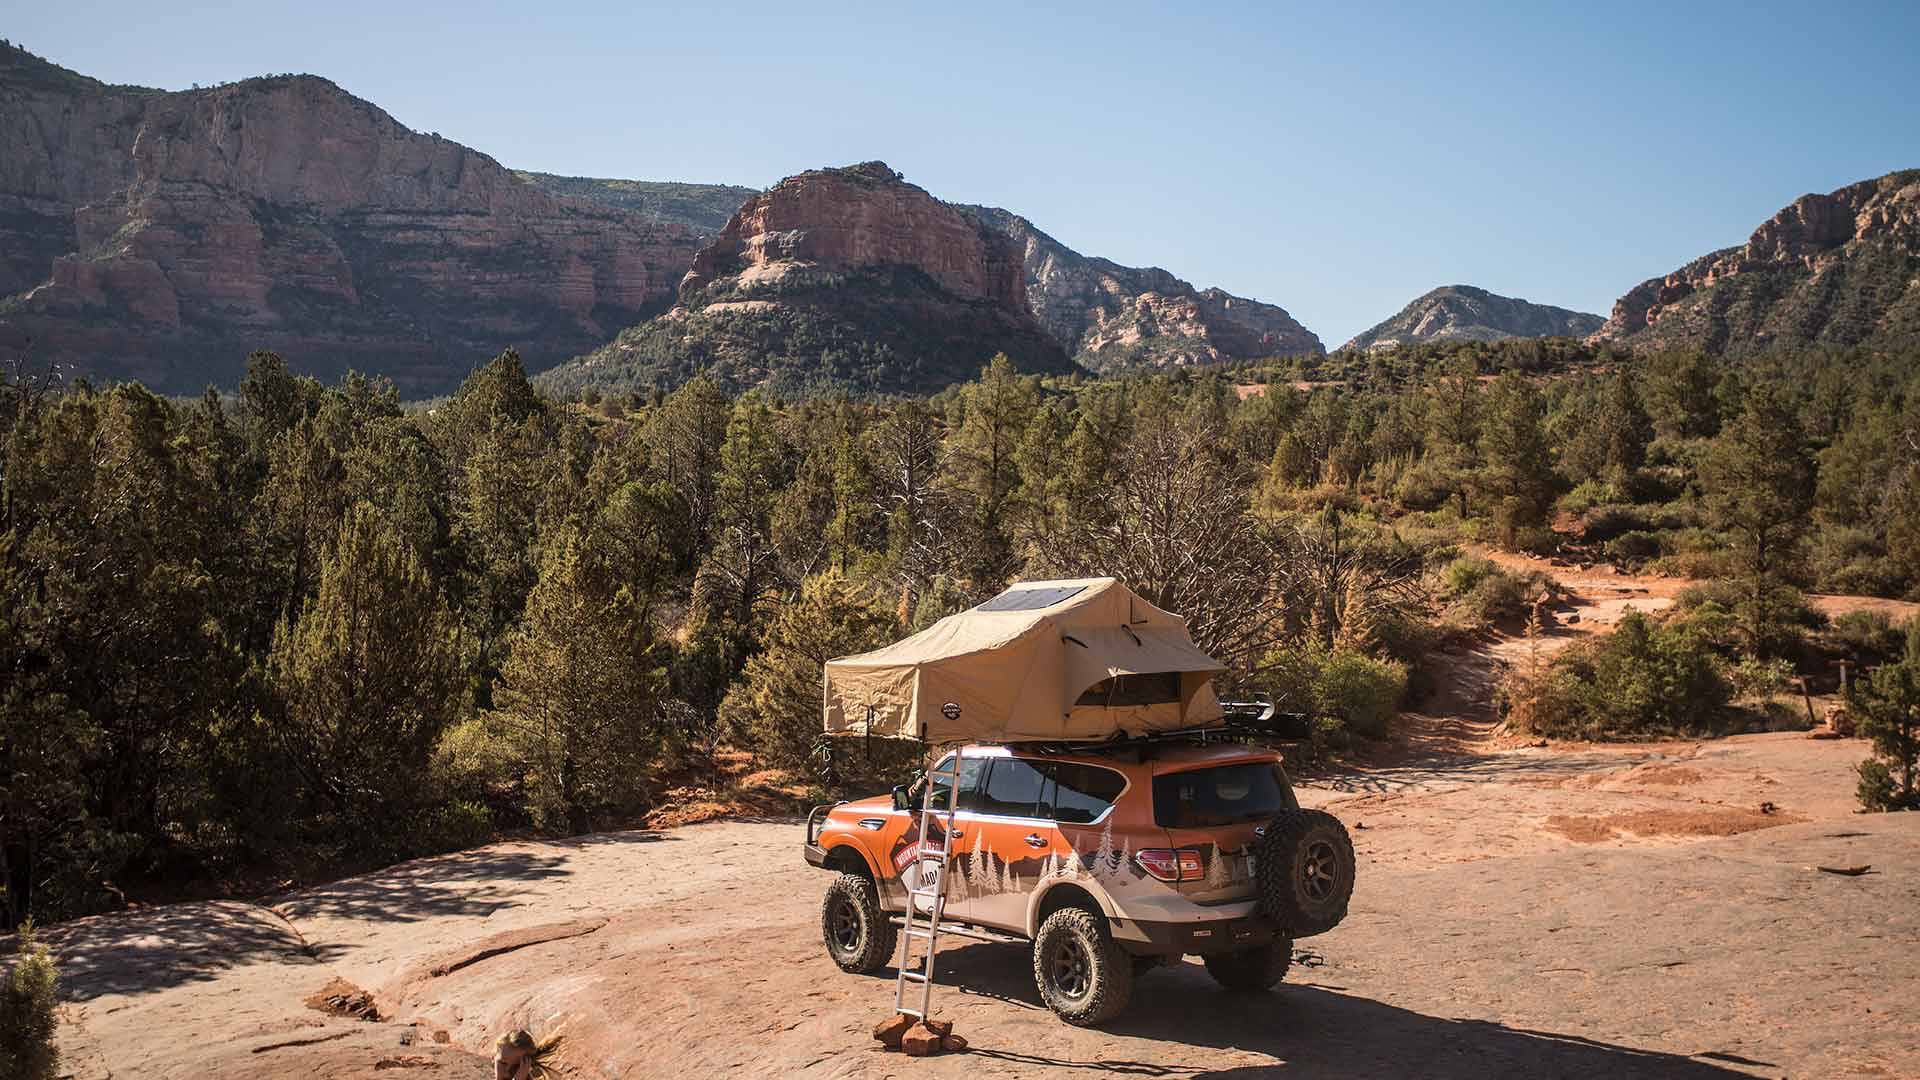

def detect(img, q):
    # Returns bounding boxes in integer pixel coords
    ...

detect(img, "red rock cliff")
[0,45,705,394]
[679,162,1030,313]
[1593,171,1920,352]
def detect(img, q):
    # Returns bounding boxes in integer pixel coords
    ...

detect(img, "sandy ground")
[40,561,1920,1079]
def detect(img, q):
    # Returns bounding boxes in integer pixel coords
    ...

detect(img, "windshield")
[1152,762,1294,828]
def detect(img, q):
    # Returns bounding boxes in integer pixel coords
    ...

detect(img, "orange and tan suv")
[804,738,1354,1025]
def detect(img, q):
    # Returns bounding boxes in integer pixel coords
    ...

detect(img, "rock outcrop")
[1592,170,1920,355]
[0,44,707,395]
[1341,285,1603,351]
[542,163,1074,397]
[511,172,754,235]
[963,206,1322,369]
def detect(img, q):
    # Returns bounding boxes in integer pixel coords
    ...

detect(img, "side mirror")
[891,784,912,812]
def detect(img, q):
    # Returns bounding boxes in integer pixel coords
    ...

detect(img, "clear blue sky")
[13,1,1918,346]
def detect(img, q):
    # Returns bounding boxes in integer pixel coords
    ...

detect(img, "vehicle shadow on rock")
[923,943,1758,1078]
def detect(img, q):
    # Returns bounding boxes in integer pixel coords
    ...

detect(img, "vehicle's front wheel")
[1031,907,1133,1026]
[821,872,896,973]
[1202,940,1292,991]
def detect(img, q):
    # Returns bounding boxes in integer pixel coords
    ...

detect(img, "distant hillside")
[1342,286,1602,351]
[539,162,1074,397]
[1593,170,1920,355]
[961,206,1322,369]
[0,43,705,395]
[511,172,754,234]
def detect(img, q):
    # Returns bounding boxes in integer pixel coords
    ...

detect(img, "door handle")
[1024,834,1046,848]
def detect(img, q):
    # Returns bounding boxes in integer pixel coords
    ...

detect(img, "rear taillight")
[1134,848,1204,882]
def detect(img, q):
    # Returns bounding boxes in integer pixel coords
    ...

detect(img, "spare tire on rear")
[1255,808,1355,937]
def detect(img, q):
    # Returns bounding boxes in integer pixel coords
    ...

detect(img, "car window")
[976,758,1048,818]
[1152,763,1293,828]
[926,754,989,812]
[1041,762,1126,824]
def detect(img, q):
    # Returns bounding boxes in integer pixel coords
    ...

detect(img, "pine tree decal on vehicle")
[1206,842,1230,890]
[1091,820,1117,877]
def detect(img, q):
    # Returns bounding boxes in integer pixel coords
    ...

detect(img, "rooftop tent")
[823,577,1226,745]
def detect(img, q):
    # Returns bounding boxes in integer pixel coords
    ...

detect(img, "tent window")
[978,584,1088,612]
[1076,671,1182,707]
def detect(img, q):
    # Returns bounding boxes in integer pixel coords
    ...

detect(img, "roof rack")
[1016,701,1311,758]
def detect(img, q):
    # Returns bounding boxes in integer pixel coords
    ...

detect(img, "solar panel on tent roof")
[977,584,1088,612]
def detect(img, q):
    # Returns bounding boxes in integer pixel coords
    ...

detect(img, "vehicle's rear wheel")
[1202,940,1292,991]
[1032,907,1133,1026]
[1255,809,1355,937]
[821,872,896,973]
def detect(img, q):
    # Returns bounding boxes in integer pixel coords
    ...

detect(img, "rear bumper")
[1109,911,1284,956]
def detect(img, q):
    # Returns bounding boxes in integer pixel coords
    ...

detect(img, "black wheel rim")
[1301,839,1339,902]
[1046,937,1093,1000]
[829,897,861,952]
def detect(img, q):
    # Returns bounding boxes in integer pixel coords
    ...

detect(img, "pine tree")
[1699,383,1816,654]
[0,921,59,1080]
[1642,350,1722,440]
[1850,620,1920,811]
[942,355,1039,589]
[491,527,668,834]
[1426,354,1481,516]
[1476,373,1559,549]
[268,503,464,837]
[698,395,789,637]
[643,375,731,560]
[1700,383,1815,580]
[717,570,895,774]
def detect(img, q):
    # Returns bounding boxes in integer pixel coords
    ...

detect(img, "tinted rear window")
[1152,763,1294,828]
[1042,762,1126,824]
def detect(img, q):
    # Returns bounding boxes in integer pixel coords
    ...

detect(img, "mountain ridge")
[0,43,712,395]
[1592,169,1920,355]
[1341,285,1602,351]
[958,205,1323,368]
[539,161,1075,397]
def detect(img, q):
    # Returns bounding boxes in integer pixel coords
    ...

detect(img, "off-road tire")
[1202,940,1292,991]
[1032,906,1133,1026]
[1255,808,1355,937]
[821,872,896,973]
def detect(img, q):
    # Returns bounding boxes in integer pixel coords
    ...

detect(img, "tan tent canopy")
[823,578,1226,745]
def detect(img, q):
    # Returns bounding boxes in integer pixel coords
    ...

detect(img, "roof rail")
[1015,703,1311,757]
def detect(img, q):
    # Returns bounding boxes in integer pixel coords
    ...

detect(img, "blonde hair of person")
[494,1027,564,1079]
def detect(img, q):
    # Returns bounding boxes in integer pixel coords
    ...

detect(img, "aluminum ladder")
[893,748,963,1019]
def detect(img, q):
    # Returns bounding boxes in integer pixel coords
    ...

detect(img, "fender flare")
[820,838,885,881]
[1023,875,1122,938]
